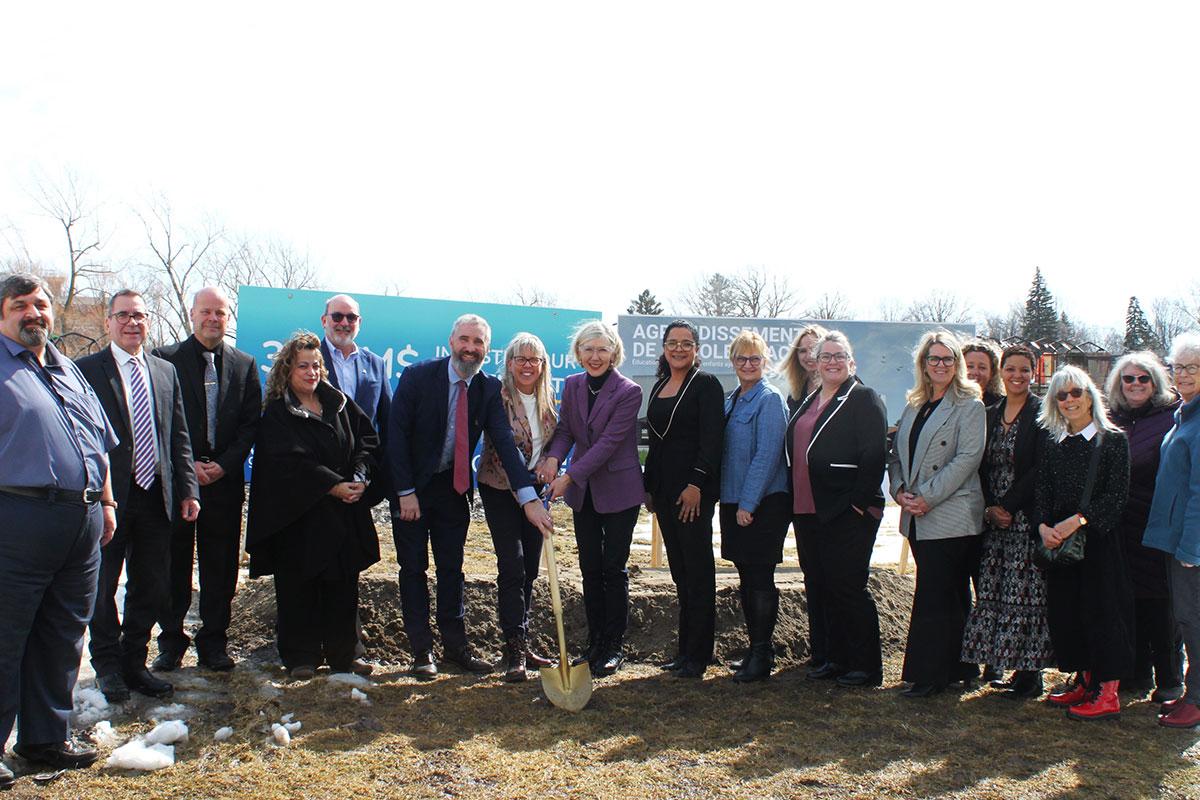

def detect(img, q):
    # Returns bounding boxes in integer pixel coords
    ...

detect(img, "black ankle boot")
[594,639,625,676]
[1005,669,1043,699]
[502,636,528,682]
[573,635,603,668]
[733,589,777,683]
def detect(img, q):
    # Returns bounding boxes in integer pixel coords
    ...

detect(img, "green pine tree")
[626,289,664,315]
[1123,296,1158,352]
[1021,267,1058,341]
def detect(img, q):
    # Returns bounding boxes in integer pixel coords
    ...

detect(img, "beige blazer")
[887,390,986,541]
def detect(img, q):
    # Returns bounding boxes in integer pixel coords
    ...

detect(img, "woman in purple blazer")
[540,320,644,676]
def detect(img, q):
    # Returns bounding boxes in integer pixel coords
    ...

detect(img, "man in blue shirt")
[0,274,119,785]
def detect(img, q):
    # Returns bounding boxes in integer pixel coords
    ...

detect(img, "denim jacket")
[720,379,789,512]
[1143,395,1200,565]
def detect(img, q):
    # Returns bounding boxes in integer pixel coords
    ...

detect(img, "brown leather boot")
[502,636,528,682]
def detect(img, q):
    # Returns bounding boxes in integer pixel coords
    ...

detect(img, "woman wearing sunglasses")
[1104,352,1183,703]
[1037,365,1132,720]
[888,330,986,698]
[1143,333,1200,728]
[720,330,791,682]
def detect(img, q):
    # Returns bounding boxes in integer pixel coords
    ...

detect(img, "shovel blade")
[540,662,593,712]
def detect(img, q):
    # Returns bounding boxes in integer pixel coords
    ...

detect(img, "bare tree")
[28,170,110,333]
[902,291,974,324]
[1151,297,1192,354]
[208,235,321,330]
[733,265,797,318]
[681,272,739,316]
[136,194,222,343]
[509,284,558,307]
[982,302,1025,341]
[800,291,852,321]
[874,297,906,322]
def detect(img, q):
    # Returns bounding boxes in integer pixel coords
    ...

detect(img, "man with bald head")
[320,294,393,436]
[152,287,262,672]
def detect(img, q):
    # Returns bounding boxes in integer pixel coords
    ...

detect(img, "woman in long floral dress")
[961,346,1055,698]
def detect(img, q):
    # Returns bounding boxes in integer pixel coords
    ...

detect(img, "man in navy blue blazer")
[320,294,395,511]
[389,314,553,679]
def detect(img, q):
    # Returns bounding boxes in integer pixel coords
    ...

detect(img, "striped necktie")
[203,350,218,450]
[129,356,158,490]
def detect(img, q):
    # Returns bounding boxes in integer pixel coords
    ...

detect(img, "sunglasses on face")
[1056,387,1085,402]
[329,312,360,323]
[1121,374,1152,385]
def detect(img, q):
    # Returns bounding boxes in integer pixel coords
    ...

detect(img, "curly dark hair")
[264,331,328,402]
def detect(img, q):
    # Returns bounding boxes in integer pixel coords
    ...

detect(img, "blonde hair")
[963,339,1004,399]
[1105,351,1175,413]
[501,332,558,428]
[781,324,828,401]
[729,330,771,369]
[906,330,981,407]
[1039,364,1119,437]
[571,319,624,368]
[265,331,327,402]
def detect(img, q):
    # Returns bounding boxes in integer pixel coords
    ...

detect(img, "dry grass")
[10,510,1200,799]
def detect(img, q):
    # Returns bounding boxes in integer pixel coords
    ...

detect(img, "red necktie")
[453,379,469,494]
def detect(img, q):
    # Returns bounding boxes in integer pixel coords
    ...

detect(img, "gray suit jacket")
[887,390,985,541]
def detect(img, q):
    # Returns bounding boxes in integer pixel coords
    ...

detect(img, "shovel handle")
[542,498,572,681]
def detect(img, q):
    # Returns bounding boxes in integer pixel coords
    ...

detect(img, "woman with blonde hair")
[1037,365,1132,720]
[963,340,1005,407]
[1104,351,1183,702]
[782,324,829,404]
[538,320,643,676]
[887,330,986,697]
[478,332,558,681]
[720,330,791,682]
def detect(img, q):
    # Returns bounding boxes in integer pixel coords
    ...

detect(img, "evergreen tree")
[1123,296,1158,352]
[626,289,664,315]
[1022,267,1058,341]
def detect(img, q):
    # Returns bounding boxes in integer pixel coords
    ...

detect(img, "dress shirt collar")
[324,336,359,361]
[1057,421,1098,443]
[109,341,146,368]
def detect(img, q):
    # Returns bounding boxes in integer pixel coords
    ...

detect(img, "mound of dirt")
[230,565,915,667]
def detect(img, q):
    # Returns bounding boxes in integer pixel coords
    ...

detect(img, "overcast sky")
[2,2,1197,329]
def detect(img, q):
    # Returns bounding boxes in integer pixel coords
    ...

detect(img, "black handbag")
[1034,431,1103,568]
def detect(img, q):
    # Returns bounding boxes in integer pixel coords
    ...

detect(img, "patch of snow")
[326,672,371,688]
[284,721,302,734]
[350,688,370,705]
[145,720,189,745]
[213,726,234,742]
[271,724,291,746]
[92,720,124,748]
[106,739,175,770]
[73,686,111,727]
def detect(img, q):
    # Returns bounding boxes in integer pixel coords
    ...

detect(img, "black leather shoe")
[123,666,174,699]
[1152,685,1184,704]
[806,662,843,680]
[288,665,316,681]
[981,664,1001,682]
[0,759,14,789]
[1004,670,1044,700]
[151,650,184,672]
[14,741,98,770]
[659,657,684,671]
[445,646,493,674]
[572,638,604,668]
[674,661,706,679]
[198,650,236,672]
[410,650,438,681]
[594,649,625,677]
[96,673,131,704]
[836,670,882,688]
[901,683,943,698]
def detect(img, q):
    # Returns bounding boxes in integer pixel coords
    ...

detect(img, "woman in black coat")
[786,331,888,687]
[246,332,381,680]
[643,320,725,679]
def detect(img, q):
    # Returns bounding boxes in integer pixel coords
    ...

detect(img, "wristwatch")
[1076,513,1088,527]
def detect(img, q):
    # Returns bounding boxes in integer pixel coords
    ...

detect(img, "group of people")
[3,272,1200,789]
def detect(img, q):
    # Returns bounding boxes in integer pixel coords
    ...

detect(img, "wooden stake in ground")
[540,516,592,712]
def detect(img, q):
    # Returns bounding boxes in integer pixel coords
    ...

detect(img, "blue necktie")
[203,350,218,450]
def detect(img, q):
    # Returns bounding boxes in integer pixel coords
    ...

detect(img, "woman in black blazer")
[786,331,888,687]
[960,346,1054,699]
[643,320,725,678]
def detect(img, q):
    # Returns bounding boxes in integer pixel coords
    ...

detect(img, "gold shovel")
[540,519,592,712]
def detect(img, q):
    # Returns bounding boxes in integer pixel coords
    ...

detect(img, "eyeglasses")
[511,356,543,367]
[1055,387,1085,402]
[1121,374,1152,385]
[925,355,956,367]
[580,345,613,357]
[109,311,148,324]
[1171,363,1200,376]
[733,355,763,366]
[664,340,696,351]
[817,352,849,363]
[329,312,360,323]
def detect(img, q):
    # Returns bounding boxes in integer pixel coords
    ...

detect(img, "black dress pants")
[392,471,471,654]
[1133,596,1184,688]
[89,480,172,676]
[158,486,244,659]
[902,535,977,687]
[796,509,882,678]
[479,483,544,640]
[273,569,358,670]
[795,519,829,666]
[655,492,716,666]
[573,491,638,645]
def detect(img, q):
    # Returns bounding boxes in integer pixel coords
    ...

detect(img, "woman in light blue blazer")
[887,330,986,698]
[720,330,791,683]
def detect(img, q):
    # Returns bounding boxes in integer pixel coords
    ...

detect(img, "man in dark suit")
[77,289,200,702]
[389,314,553,679]
[152,286,261,672]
